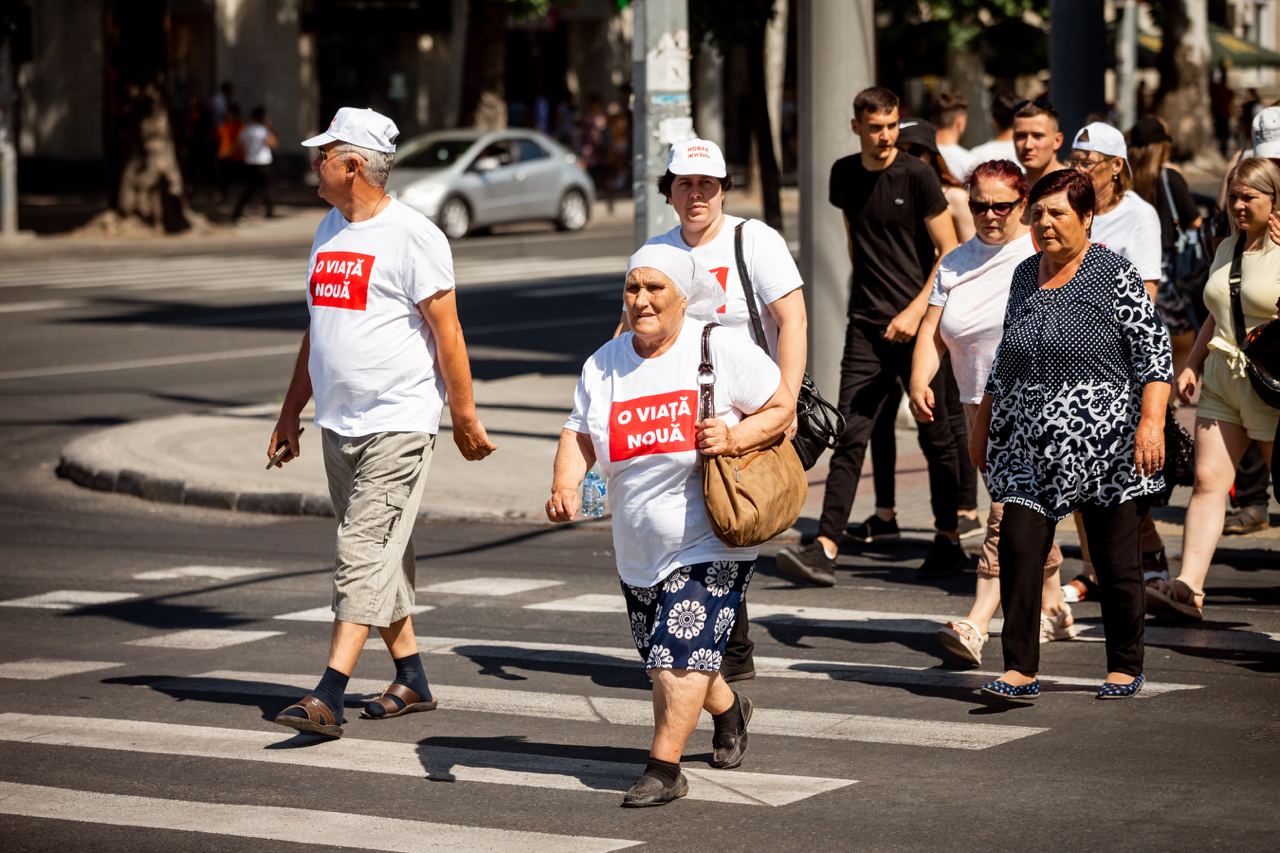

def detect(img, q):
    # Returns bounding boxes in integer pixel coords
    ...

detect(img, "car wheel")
[439,196,471,239]
[555,189,589,232]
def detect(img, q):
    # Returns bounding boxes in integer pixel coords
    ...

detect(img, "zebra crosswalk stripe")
[0,781,641,852]
[0,713,854,807]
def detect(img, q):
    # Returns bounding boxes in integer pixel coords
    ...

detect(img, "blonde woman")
[1149,157,1280,621]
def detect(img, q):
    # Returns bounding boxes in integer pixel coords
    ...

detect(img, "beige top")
[1204,233,1280,376]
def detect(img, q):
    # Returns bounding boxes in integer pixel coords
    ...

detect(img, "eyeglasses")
[967,199,1022,217]
[314,147,363,166]
[1068,154,1108,171]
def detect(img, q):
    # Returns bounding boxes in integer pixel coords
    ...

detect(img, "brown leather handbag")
[697,323,808,547]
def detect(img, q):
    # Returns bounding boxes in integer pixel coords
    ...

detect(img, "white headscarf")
[625,244,726,322]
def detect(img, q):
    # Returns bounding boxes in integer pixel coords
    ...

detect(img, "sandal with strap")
[360,682,438,720]
[1145,578,1204,621]
[273,694,344,738]
[937,619,988,666]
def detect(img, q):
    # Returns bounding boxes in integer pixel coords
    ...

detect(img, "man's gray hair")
[332,143,395,187]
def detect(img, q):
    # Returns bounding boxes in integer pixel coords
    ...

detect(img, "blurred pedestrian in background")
[972,169,1172,702]
[1012,98,1065,187]
[233,106,277,221]
[931,91,972,182]
[967,88,1019,168]
[215,101,243,204]
[910,159,1074,666]
[547,244,793,807]
[1150,157,1280,622]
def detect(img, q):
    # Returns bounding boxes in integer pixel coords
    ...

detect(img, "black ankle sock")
[279,666,347,721]
[393,653,432,702]
[644,756,681,785]
[713,694,744,733]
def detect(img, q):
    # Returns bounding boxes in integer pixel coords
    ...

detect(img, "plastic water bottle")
[580,466,607,518]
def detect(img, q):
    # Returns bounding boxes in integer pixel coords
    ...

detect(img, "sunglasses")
[967,199,1022,217]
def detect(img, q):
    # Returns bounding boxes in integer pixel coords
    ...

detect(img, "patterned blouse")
[985,244,1174,520]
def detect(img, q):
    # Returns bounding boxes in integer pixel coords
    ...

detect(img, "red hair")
[966,159,1029,198]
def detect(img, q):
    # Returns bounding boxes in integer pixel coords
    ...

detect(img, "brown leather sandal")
[360,682,438,720]
[272,694,344,738]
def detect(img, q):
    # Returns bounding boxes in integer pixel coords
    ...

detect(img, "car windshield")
[396,137,475,170]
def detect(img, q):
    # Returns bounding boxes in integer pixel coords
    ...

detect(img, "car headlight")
[399,184,447,208]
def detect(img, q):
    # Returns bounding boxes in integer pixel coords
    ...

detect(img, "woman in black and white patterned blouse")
[969,169,1173,702]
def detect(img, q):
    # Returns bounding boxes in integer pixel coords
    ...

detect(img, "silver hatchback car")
[386,128,596,239]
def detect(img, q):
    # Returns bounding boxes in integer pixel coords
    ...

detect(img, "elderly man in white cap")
[267,107,496,738]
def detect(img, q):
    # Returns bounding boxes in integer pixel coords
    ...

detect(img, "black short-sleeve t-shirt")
[1154,167,1202,252]
[829,152,949,324]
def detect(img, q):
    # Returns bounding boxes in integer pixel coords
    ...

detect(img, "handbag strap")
[698,322,717,422]
[734,220,772,357]
[1159,168,1181,230]
[1229,234,1249,350]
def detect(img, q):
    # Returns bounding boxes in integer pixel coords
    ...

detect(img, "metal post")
[1116,0,1138,130]
[631,0,692,248]
[1049,0,1106,146]
[0,33,16,237]
[797,0,873,401]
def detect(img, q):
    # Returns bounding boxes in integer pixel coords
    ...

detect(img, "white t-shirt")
[1091,191,1162,282]
[565,318,781,587]
[938,143,973,183]
[645,215,802,355]
[240,123,274,166]
[929,232,1036,402]
[307,199,456,436]
[966,138,1021,175]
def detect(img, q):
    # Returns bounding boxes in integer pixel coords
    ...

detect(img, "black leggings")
[999,501,1146,676]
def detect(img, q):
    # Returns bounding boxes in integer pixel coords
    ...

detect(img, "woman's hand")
[1269,211,1280,247]
[546,486,580,523]
[1176,366,1200,405]
[785,414,798,440]
[908,384,935,423]
[697,418,736,457]
[1134,415,1166,477]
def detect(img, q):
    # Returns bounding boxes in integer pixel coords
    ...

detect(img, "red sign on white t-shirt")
[609,390,697,462]
[310,251,375,310]
[709,266,729,314]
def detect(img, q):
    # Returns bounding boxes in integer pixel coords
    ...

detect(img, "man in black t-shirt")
[778,86,968,585]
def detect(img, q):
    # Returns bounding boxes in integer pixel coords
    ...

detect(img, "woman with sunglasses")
[908,160,1073,665]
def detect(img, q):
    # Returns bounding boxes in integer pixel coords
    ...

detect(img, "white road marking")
[0,299,85,314]
[126,629,284,650]
[525,596,1280,655]
[0,590,138,610]
[0,345,299,381]
[404,635,1201,696]
[191,670,1044,750]
[421,578,565,597]
[132,565,273,582]
[0,781,639,852]
[275,604,434,622]
[0,714,853,808]
[0,659,123,680]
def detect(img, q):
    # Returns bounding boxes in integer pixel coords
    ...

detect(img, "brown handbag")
[697,323,808,547]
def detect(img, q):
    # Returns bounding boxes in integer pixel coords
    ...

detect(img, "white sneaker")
[1040,603,1080,643]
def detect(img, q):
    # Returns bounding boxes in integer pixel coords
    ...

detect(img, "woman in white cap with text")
[1067,120,1173,592]
[548,243,793,806]
[640,137,808,683]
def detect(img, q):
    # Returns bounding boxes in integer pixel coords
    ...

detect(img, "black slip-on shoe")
[776,542,837,586]
[844,513,901,543]
[917,534,971,579]
[956,514,984,540]
[620,772,689,807]
[711,695,753,769]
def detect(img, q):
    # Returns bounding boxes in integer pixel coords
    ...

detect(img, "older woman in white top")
[548,244,792,807]
[908,160,1074,666]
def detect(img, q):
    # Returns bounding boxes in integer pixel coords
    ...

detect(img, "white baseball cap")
[1072,121,1128,161]
[302,107,400,153]
[666,138,727,179]
[1252,106,1280,157]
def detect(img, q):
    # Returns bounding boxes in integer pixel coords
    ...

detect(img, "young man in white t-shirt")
[232,105,277,221]
[267,107,496,739]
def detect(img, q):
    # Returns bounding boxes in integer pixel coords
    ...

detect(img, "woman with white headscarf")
[547,243,793,808]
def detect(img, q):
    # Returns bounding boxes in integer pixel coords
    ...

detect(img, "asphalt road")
[0,218,1277,851]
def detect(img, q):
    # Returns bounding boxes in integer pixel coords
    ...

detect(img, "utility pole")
[1050,0,1106,146]
[1116,0,1138,131]
[0,31,17,238]
[631,0,692,248]
[798,0,873,401]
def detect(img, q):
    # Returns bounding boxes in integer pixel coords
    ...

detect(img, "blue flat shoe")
[980,678,1040,702]
[1096,673,1145,700]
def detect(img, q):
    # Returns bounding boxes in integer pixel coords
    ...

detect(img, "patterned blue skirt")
[620,559,754,671]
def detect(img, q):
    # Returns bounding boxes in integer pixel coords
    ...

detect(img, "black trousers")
[818,319,964,541]
[999,501,1146,676]
[1233,442,1270,508]
[233,164,274,219]
[722,598,753,674]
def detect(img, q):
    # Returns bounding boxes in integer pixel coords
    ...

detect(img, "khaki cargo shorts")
[1196,350,1280,442]
[322,429,434,628]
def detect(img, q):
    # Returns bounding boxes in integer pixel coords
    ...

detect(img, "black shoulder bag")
[1228,235,1280,409]
[1159,168,1211,303]
[733,220,845,470]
